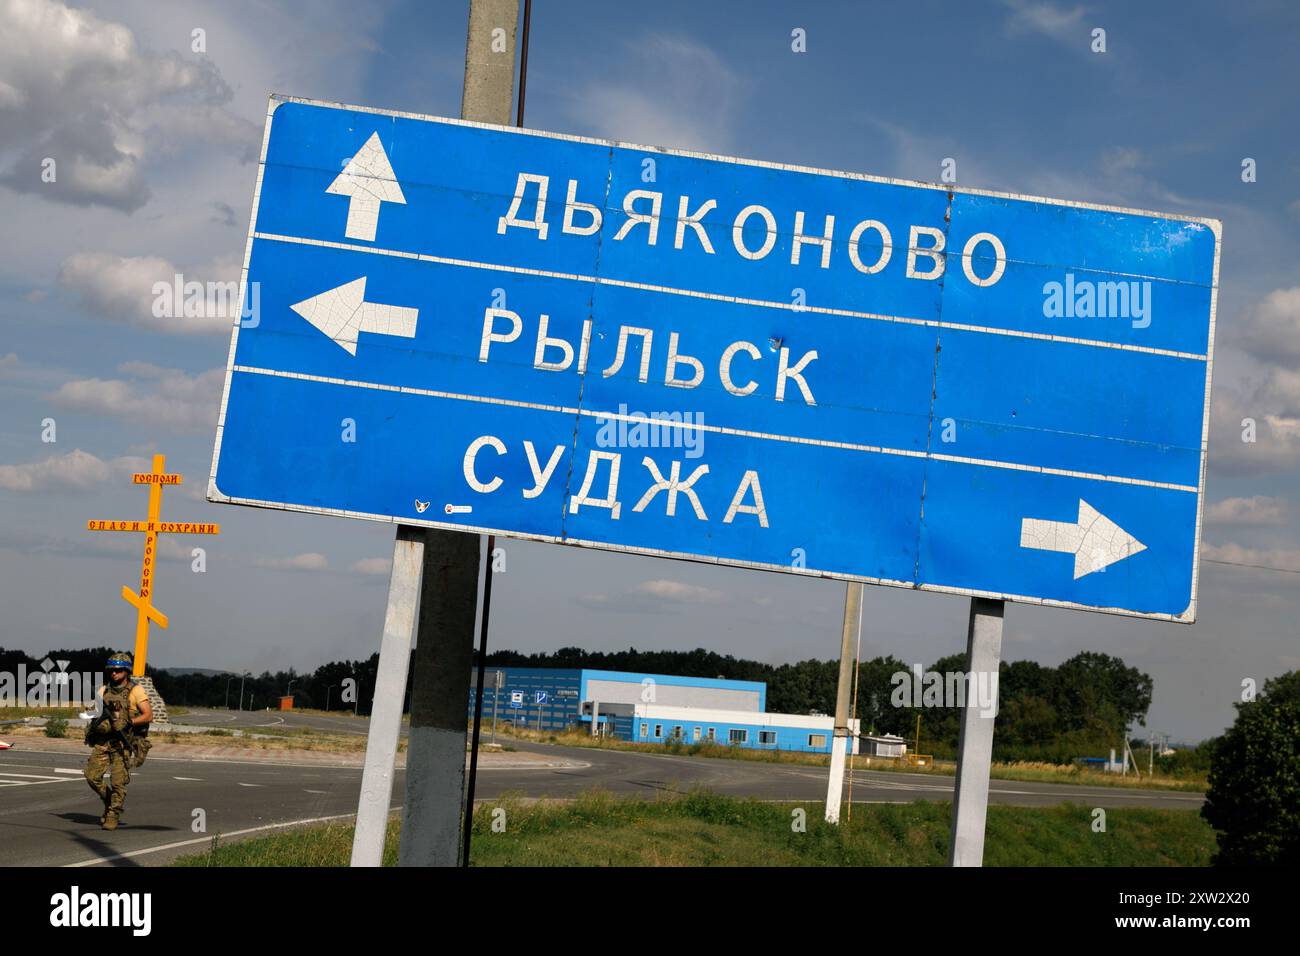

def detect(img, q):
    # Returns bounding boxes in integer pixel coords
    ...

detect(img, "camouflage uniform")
[84,738,131,822]
[84,657,143,829]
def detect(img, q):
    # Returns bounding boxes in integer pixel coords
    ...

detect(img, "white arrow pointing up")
[289,277,418,356]
[1020,499,1147,579]
[326,131,406,242]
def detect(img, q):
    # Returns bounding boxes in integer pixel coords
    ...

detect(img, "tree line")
[0,642,1152,762]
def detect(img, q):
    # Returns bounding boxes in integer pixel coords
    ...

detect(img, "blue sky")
[1,0,1298,741]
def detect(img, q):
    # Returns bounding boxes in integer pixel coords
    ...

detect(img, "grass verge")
[173,789,1214,867]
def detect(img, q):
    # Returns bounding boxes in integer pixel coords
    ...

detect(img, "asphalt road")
[168,707,378,736]
[0,737,1204,867]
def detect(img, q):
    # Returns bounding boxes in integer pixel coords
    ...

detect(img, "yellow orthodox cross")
[86,454,220,676]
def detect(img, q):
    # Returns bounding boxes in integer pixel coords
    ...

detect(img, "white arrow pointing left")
[289,277,418,356]
[326,131,406,241]
[1020,499,1147,579]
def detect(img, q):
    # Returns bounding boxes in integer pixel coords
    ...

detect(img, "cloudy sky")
[1,0,1297,741]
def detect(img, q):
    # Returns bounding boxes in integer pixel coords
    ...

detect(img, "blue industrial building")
[468,667,856,755]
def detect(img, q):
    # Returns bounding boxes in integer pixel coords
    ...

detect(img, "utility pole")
[398,0,519,868]
[824,583,863,823]
[350,0,520,869]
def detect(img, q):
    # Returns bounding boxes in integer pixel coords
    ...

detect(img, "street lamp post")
[326,683,339,712]
[225,675,236,709]
[239,671,250,711]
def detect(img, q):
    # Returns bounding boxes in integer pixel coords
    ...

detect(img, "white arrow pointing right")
[326,131,406,242]
[1020,499,1147,579]
[289,277,418,356]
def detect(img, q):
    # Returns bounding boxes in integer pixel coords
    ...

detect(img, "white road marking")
[0,772,77,787]
[237,782,262,787]
[53,768,82,775]
[304,789,327,794]
[173,776,202,781]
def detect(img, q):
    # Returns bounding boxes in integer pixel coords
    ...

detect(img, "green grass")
[172,790,1215,867]
[0,706,79,720]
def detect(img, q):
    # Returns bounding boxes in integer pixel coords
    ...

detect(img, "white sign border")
[209,94,1222,625]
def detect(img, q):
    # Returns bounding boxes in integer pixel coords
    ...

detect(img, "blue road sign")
[509,691,523,709]
[535,691,548,706]
[210,96,1220,622]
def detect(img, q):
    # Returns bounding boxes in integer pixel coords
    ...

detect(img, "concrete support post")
[398,530,482,866]
[825,583,863,823]
[948,597,1005,867]
[461,0,519,125]
[394,0,518,867]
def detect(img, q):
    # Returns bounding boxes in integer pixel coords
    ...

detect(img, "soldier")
[83,652,152,830]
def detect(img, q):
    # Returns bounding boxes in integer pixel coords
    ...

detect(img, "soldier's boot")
[102,811,120,831]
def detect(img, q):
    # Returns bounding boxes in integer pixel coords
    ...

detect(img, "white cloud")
[1209,387,1300,475]
[1001,0,1087,44]
[57,251,236,334]
[0,448,110,491]
[255,553,329,571]
[566,35,742,153]
[1237,287,1300,366]
[351,557,392,576]
[0,0,258,211]
[634,579,727,604]
[576,577,731,614]
[0,525,194,560]
[1100,146,1144,178]
[1209,287,1300,475]
[1205,496,1290,527]
[1203,543,1300,573]
[857,115,997,186]
[0,352,16,368]
[50,365,224,432]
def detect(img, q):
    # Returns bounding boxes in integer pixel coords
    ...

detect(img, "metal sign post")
[948,597,1005,866]
[825,582,862,823]
[351,527,425,866]
[491,669,503,745]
